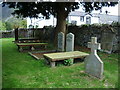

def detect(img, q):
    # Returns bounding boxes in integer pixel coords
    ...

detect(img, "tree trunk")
[54,4,68,47]
[15,28,18,41]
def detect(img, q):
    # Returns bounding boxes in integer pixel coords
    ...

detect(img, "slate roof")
[69,11,119,24]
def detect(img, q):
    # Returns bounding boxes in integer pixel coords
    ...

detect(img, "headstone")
[66,33,74,64]
[85,37,103,79]
[58,32,65,52]
[101,32,115,53]
[66,33,74,52]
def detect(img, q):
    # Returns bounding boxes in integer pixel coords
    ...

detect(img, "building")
[27,11,119,28]
[68,11,118,25]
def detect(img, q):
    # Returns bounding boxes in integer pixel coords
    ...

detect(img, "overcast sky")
[76,3,119,16]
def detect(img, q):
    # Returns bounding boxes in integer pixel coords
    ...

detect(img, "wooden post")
[15,28,18,41]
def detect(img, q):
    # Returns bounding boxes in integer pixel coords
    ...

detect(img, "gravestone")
[85,37,103,79]
[66,33,74,52]
[58,32,65,52]
[66,33,74,64]
[101,32,115,53]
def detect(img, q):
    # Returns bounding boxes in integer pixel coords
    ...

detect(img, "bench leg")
[19,47,23,52]
[44,58,50,65]
[71,59,74,65]
[45,45,47,49]
[50,61,55,67]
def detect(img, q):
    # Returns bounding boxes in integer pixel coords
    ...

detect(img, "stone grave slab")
[29,50,57,60]
[44,51,89,67]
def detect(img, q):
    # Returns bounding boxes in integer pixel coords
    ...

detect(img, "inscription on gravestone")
[66,33,74,52]
[58,32,65,52]
[85,37,103,79]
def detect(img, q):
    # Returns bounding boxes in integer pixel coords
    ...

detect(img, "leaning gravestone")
[66,33,74,52]
[101,32,115,53]
[85,37,103,79]
[58,32,65,52]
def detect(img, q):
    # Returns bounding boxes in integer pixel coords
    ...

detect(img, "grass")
[2,38,118,88]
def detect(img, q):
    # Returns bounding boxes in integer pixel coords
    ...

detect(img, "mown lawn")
[2,38,118,88]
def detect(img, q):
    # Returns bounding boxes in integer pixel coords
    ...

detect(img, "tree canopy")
[2,2,118,45]
[3,2,118,19]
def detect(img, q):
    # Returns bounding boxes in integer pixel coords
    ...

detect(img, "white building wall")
[68,16,85,25]
[27,14,100,28]
[68,15,99,25]
[27,15,57,28]
[91,17,99,24]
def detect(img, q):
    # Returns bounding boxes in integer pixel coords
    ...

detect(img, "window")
[80,16,84,22]
[71,20,77,25]
[86,16,91,24]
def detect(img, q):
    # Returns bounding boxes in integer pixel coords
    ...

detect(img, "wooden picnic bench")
[16,43,48,52]
[43,51,89,67]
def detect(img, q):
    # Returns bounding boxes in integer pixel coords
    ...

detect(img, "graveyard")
[1,2,119,89]
[2,37,118,88]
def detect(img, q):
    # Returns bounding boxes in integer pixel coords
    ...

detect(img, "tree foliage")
[0,21,6,31]
[5,18,27,30]
[2,2,118,45]
[3,2,118,19]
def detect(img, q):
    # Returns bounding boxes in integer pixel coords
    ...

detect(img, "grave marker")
[58,32,65,52]
[66,33,74,52]
[85,37,103,79]
[101,32,115,53]
[66,33,74,65]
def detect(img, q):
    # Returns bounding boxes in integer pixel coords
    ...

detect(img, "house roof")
[69,11,100,17]
[69,11,119,23]
[69,11,86,16]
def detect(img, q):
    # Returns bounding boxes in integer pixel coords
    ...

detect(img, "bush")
[64,58,73,66]
[0,21,6,31]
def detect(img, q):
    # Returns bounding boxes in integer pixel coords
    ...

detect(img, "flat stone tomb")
[85,37,103,79]
[66,33,74,52]
[43,51,89,67]
[58,32,65,52]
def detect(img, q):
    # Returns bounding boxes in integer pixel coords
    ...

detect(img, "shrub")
[64,58,73,66]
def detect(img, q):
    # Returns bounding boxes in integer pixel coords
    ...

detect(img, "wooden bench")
[43,51,89,67]
[16,43,48,52]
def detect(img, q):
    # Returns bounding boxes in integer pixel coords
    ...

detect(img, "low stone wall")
[2,24,119,53]
[1,30,14,38]
[68,25,119,53]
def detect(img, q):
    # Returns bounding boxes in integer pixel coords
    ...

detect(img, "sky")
[76,3,118,16]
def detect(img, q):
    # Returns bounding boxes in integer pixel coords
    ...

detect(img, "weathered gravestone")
[85,37,103,79]
[101,32,116,54]
[58,32,65,52]
[66,33,74,64]
[66,33,74,52]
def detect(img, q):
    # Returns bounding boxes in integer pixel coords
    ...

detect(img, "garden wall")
[68,24,119,53]
[1,30,14,38]
[2,24,119,53]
